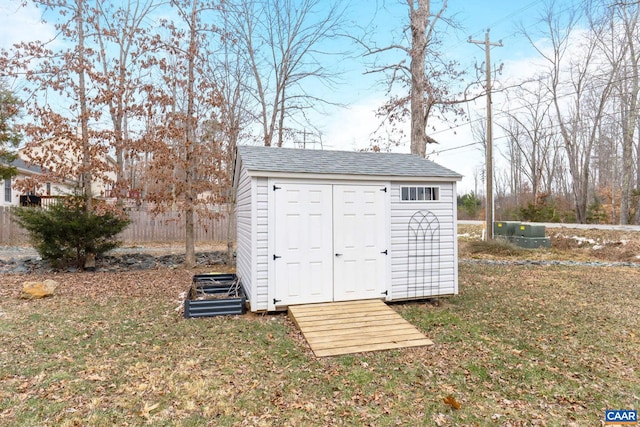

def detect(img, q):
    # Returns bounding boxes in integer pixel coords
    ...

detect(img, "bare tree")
[75,0,93,208]
[499,81,559,204]
[358,0,476,157]
[213,12,254,263]
[605,1,640,223]
[501,121,523,204]
[92,0,159,205]
[3,0,242,265]
[525,3,619,223]
[227,0,345,147]
[469,114,489,205]
[141,0,227,267]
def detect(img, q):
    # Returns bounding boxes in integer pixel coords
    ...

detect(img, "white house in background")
[17,140,117,201]
[233,145,462,312]
[1,158,73,207]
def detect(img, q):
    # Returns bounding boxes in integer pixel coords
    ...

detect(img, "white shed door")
[273,184,334,305]
[333,185,387,301]
[273,183,387,307]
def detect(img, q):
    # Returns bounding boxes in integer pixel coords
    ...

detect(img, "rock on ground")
[21,279,58,298]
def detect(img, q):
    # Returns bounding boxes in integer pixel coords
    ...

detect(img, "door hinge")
[273,254,282,260]
[273,298,281,304]
[380,249,388,255]
[381,290,388,295]
[273,185,281,191]
[380,187,387,192]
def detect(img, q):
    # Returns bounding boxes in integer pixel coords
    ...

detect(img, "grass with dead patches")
[459,222,640,262]
[464,238,529,257]
[1,265,639,426]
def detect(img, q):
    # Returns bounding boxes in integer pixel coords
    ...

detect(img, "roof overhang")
[242,169,462,183]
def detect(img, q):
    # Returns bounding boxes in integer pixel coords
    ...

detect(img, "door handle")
[335,253,343,257]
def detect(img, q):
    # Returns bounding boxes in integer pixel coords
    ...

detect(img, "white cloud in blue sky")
[0,0,54,47]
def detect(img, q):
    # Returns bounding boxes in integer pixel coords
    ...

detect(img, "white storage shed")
[233,145,462,312]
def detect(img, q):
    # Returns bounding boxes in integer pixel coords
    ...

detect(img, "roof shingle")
[236,145,462,179]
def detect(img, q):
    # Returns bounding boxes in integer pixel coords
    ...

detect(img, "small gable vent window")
[401,186,439,202]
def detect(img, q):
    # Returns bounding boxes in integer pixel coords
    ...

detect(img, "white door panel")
[333,185,386,301]
[273,184,333,306]
[273,183,387,306]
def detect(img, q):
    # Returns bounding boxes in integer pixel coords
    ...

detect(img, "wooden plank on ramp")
[288,300,434,357]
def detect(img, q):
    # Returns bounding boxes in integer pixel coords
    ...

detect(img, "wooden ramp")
[288,300,434,357]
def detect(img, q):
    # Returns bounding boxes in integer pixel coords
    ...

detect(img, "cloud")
[315,94,483,193]
[0,1,55,49]
[319,96,389,151]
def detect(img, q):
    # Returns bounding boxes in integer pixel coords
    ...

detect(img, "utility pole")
[469,29,502,241]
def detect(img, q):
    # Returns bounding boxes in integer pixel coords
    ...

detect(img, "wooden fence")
[0,206,236,245]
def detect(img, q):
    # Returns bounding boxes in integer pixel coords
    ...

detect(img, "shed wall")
[238,171,459,312]
[235,167,253,300]
[389,181,457,299]
[254,177,270,311]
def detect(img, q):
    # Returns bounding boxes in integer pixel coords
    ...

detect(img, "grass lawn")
[1,263,639,426]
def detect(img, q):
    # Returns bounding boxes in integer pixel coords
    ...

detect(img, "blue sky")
[316,0,575,192]
[0,0,577,193]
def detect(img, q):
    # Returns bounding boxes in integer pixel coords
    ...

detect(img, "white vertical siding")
[235,167,253,301]
[452,182,459,295]
[236,168,270,312]
[253,177,270,310]
[389,182,458,300]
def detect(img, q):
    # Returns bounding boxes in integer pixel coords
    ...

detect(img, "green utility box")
[511,236,551,249]
[493,221,551,249]
[493,221,519,237]
[514,223,546,238]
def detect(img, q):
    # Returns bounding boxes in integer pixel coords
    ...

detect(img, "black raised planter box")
[184,273,246,318]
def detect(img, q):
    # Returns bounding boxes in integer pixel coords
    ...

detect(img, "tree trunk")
[183,0,198,268]
[226,201,234,265]
[409,0,428,157]
[77,0,92,210]
[621,5,640,224]
[277,85,285,147]
[635,123,640,223]
[621,122,634,224]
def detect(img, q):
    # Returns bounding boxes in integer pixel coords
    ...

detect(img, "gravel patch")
[460,258,640,268]
[0,248,230,274]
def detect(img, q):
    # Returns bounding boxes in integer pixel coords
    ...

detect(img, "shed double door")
[273,183,387,307]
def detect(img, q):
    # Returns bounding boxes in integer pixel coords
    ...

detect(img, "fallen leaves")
[0,262,638,425]
[86,374,106,382]
[140,402,160,419]
[442,395,462,410]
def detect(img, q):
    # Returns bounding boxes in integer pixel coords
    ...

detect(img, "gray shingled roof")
[237,145,462,179]
[12,158,44,174]
[0,158,44,174]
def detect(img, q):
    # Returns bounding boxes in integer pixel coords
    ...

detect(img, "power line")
[427,141,479,155]
[429,99,640,159]
[468,30,502,241]
[428,66,640,147]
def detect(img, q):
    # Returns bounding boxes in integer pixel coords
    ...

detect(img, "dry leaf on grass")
[443,395,462,410]
[141,402,160,419]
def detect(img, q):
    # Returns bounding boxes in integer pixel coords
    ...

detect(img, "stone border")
[0,251,229,274]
